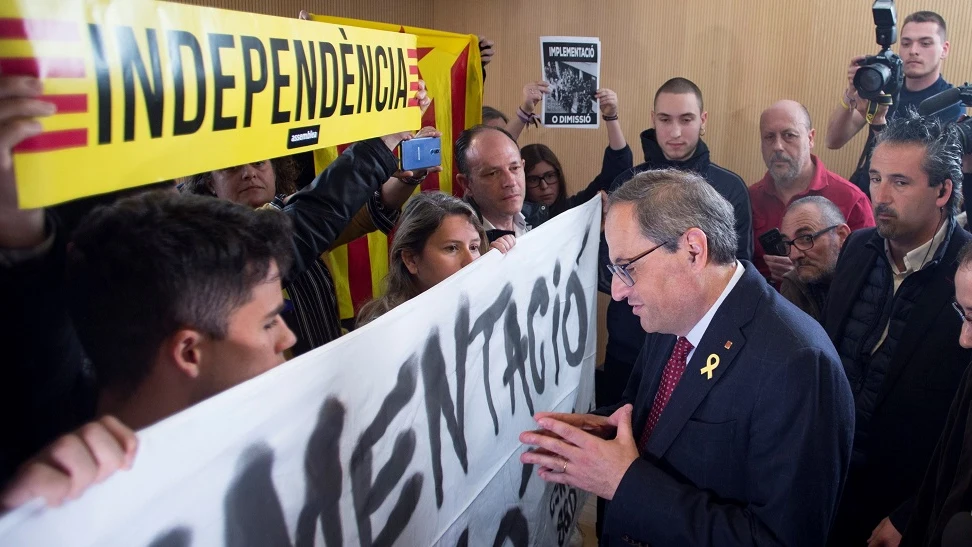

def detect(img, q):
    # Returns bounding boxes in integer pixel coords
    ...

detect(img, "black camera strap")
[865,94,893,124]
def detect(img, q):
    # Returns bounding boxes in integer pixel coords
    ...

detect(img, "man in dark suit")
[520,169,855,546]
[823,112,972,546]
[900,243,972,547]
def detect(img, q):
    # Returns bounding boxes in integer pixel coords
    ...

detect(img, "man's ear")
[835,223,852,244]
[165,329,206,379]
[683,227,709,267]
[456,173,471,196]
[937,179,953,209]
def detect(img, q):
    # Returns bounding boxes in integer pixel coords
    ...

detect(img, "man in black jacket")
[900,242,972,547]
[597,77,752,410]
[823,111,972,546]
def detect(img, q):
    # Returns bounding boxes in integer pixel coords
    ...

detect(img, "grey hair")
[608,168,737,265]
[873,107,963,216]
[787,196,846,226]
[357,192,487,326]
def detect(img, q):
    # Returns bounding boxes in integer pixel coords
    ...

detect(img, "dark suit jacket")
[822,224,972,542]
[596,262,855,547]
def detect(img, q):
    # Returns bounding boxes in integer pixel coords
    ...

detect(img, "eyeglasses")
[525,170,559,188]
[784,225,839,254]
[953,301,972,324]
[605,242,668,287]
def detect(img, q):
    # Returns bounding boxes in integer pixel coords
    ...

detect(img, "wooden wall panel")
[167,0,972,366]
[429,0,972,365]
[432,0,972,190]
[168,0,433,29]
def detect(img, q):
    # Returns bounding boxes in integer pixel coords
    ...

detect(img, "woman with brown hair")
[357,192,514,325]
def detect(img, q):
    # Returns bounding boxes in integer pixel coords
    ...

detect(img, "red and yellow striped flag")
[307,14,483,321]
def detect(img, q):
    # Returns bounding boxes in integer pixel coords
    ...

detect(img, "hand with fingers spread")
[519,404,639,500]
[0,72,58,249]
[0,416,138,510]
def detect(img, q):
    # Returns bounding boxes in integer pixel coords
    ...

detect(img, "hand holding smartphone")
[398,136,442,172]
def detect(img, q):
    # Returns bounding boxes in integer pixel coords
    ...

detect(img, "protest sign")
[540,37,601,129]
[0,1,421,208]
[0,196,601,547]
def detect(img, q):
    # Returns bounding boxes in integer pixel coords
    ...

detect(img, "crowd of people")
[3,7,972,547]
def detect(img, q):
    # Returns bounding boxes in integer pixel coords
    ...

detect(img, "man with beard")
[778,196,850,322]
[822,111,972,546]
[750,100,874,285]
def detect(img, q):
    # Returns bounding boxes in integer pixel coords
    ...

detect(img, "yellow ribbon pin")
[701,354,720,380]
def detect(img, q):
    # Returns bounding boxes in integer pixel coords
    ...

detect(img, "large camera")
[853,0,904,102]
[918,85,972,154]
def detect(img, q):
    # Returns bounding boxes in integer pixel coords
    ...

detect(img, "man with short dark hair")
[779,196,850,322]
[0,192,298,510]
[825,11,966,196]
[68,192,297,430]
[598,77,752,412]
[454,124,530,241]
[823,111,972,545]
[751,100,874,283]
[521,169,854,546]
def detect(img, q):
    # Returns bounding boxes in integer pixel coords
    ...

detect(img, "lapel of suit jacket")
[645,264,762,458]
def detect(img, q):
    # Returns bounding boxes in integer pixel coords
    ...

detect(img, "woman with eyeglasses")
[517,88,632,227]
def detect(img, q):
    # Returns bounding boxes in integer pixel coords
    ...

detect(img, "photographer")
[825,10,965,197]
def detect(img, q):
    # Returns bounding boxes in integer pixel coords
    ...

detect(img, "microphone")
[942,511,972,547]
[918,86,966,116]
[918,87,963,116]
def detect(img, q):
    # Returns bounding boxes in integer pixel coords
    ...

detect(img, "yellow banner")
[308,13,484,320]
[0,1,420,208]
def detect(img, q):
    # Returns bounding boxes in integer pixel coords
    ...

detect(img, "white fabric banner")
[0,196,601,546]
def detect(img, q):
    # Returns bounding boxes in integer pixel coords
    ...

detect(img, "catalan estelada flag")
[307,14,484,322]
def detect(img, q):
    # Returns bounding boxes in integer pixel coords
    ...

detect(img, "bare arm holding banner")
[1,416,137,511]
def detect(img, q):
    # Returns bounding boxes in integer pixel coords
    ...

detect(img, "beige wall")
[170,0,972,190]
[426,0,972,365]
[433,0,972,189]
[173,0,972,363]
[170,0,433,28]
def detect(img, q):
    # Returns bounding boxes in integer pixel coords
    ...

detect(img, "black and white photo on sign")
[540,37,601,129]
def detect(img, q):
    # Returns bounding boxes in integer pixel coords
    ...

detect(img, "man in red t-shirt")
[750,100,874,284]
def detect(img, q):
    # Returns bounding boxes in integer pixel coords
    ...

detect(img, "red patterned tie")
[639,337,694,451]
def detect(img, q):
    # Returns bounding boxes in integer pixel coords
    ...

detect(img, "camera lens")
[854,64,891,99]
